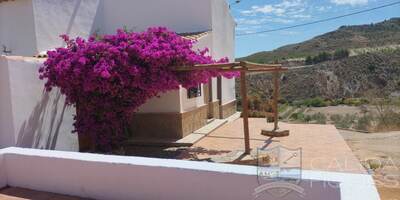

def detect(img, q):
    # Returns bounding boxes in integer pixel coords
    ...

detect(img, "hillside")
[239,18,400,64]
[242,49,400,101]
[235,18,400,101]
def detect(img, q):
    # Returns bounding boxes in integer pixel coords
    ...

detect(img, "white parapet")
[0,147,380,200]
[0,56,77,151]
[0,150,6,188]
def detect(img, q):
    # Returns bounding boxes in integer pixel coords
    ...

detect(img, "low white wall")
[0,151,6,188]
[0,56,77,151]
[0,147,380,200]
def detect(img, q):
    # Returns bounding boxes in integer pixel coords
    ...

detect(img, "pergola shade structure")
[172,61,289,154]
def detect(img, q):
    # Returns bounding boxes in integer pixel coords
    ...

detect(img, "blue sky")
[229,0,400,57]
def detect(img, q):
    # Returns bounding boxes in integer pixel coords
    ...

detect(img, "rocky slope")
[237,18,400,101]
[239,18,400,64]
[242,49,400,101]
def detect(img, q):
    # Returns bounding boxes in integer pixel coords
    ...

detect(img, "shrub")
[355,114,374,131]
[311,113,327,124]
[290,112,305,121]
[330,114,343,123]
[39,27,237,152]
[333,49,350,60]
[305,56,313,65]
[304,97,328,107]
[331,114,356,129]
[343,98,369,106]
[312,52,331,63]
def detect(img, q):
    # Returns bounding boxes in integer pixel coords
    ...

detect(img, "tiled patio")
[192,118,366,174]
[0,187,88,200]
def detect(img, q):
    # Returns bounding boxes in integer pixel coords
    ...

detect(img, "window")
[187,85,202,99]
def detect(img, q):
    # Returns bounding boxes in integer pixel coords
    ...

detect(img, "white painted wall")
[180,33,214,112]
[0,56,77,151]
[95,0,212,34]
[0,57,14,147]
[211,0,236,105]
[0,0,99,56]
[0,147,380,200]
[32,0,100,54]
[0,0,37,56]
[137,90,181,113]
[0,152,5,188]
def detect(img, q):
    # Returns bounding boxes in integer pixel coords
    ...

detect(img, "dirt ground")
[339,130,400,200]
[305,105,364,116]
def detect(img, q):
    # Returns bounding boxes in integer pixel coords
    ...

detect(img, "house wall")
[180,33,214,113]
[0,0,37,56]
[0,56,77,151]
[0,0,99,56]
[32,0,100,54]
[211,0,237,117]
[0,147,380,200]
[96,0,212,34]
[137,91,181,113]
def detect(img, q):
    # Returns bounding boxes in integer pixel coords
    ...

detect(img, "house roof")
[179,31,210,41]
[34,31,211,58]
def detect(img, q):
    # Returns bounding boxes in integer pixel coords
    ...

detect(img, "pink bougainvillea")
[39,27,237,152]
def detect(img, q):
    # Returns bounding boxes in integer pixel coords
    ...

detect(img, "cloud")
[330,0,368,6]
[240,0,306,17]
[316,6,332,12]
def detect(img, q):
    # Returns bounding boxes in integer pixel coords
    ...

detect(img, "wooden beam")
[171,62,241,71]
[171,61,285,72]
[240,71,251,154]
[241,61,282,69]
[246,67,288,72]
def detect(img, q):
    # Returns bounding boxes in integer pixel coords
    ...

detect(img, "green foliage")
[290,112,305,121]
[311,113,327,124]
[367,64,376,72]
[292,97,328,107]
[355,114,374,131]
[313,51,331,63]
[290,112,326,124]
[343,98,369,106]
[305,56,313,65]
[333,49,350,60]
[331,114,357,129]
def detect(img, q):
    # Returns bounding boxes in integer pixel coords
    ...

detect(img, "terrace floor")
[188,118,366,174]
[0,187,88,200]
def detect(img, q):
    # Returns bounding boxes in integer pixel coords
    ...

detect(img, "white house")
[0,0,236,150]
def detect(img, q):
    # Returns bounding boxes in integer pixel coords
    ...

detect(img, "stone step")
[176,118,228,145]
[176,133,205,144]
[226,112,241,123]
[206,118,215,124]
[194,119,227,135]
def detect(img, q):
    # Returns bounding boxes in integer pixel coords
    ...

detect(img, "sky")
[229,0,400,57]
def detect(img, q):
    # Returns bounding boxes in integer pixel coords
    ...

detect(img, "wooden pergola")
[172,61,289,154]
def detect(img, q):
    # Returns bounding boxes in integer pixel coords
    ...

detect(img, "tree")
[39,27,237,152]
[305,56,313,65]
[333,49,350,60]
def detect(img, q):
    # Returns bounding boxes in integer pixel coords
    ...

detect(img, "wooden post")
[240,71,251,154]
[261,69,289,137]
[273,71,279,131]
